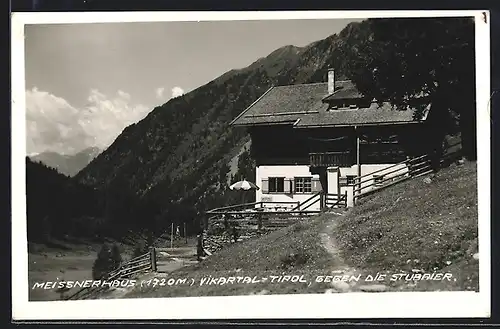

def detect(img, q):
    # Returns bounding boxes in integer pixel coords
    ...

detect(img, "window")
[340,175,357,186]
[346,175,356,185]
[268,177,285,193]
[373,174,384,186]
[294,177,312,193]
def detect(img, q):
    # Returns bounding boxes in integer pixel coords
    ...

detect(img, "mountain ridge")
[31,146,102,177]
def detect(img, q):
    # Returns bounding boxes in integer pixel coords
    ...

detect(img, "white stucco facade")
[256,163,409,209]
[255,165,322,211]
[328,163,409,207]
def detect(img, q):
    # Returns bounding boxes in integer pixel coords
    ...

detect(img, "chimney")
[328,68,335,94]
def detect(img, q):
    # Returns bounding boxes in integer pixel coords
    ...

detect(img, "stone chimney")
[328,68,335,94]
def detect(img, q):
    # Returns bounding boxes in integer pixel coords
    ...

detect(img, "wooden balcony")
[309,151,355,167]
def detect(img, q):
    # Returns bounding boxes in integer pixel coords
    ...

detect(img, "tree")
[132,239,149,258]
[92,244,115,280]
[340,17,476,159]
[110,243,123,268]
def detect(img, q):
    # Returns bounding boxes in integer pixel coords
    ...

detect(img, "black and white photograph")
[11,10,491,320]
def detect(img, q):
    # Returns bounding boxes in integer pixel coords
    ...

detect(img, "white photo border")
[11,10,491,320]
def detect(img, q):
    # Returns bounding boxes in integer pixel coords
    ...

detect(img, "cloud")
[155,86,185,101]
[171,86,184,98]
[25,87,150,155]
[155,87,165,100]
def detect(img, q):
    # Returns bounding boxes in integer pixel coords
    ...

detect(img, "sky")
[25,18,360,155]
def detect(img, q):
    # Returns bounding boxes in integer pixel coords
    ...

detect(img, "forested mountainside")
[27,17,475,243]
[30,147,101,177]
[26,157,104,242]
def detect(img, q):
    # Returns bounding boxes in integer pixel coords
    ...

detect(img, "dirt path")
[319,214,388,293]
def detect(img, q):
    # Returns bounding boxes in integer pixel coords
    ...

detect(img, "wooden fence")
[65,248,157,301]
[325,192,348,208]
[202,191,350,255]
[352,141,464,205]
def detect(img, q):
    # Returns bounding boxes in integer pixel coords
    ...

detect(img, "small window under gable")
[327,102,360,111]
[373,174,384,186]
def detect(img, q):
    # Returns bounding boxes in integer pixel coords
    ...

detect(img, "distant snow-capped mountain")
[30,146,101,177]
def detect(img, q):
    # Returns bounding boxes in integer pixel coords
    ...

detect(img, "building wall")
[256,165,322,211]
[328,163,409,207]
[257,163,409,209]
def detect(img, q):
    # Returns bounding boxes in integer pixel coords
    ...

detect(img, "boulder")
[331,281,350,292]
[359,284,387,293]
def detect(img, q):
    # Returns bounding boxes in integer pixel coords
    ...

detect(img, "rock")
[473,253,479,260]
[324,289,337,294]
[257,289,269,295]
[457,158,465,165]
[331,281,350,292]
[359,284,387,293]
[423,177,432,184]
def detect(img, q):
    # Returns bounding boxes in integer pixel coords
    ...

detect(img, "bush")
[92,243,122,280]
[280,248,311,270]
[133,240,149,258]
[110,243,122,267]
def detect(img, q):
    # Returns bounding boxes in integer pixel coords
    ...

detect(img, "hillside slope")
[333,160,478,291]
[117,160,478,299]
[26,158,104,243]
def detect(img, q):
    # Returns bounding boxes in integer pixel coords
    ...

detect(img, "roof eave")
[231,121,296,128]
[294,120,426,129]
[229,86,275,126]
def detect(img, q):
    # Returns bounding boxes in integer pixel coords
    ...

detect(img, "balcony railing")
[309,151,354,167]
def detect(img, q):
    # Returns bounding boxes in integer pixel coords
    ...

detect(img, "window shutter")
[312,177,322,192]
[261,179,269,194]
[284,178,293,194]
[291,179,296,194]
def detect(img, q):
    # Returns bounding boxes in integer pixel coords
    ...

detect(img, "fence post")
[170,223,174,250]
[150,247,157,272]
[352,184,356,206]
[184,222,188,244]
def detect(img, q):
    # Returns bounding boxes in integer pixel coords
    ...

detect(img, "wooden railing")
[325,192,348,208]
[352,140,464,205]
[65,248,157,301]
[352,154,432,204]
[290,192,322,211]
[309,151,354,167]
[206,201,300,214]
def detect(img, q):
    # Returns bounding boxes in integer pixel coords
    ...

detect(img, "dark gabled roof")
[294,102,429,128]
[230,82,328,126]
[230,80,428,128]
[322,80,364,101]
